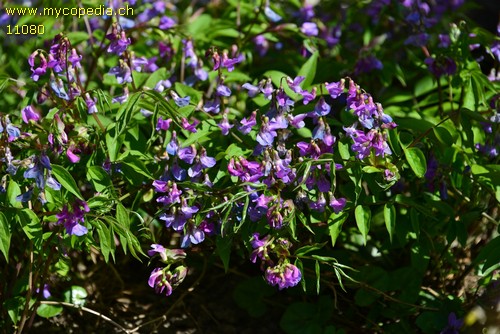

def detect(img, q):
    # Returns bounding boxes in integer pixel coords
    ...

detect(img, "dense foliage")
[0,0,499,333]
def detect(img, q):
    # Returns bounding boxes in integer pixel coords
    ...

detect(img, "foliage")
[0,0,499,333]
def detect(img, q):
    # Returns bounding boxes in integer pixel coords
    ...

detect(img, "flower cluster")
[147,244,188,296]
[250,233,301,290]
[55,199,90,236]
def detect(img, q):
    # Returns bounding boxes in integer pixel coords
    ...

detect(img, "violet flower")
[109,61,132,84]
[265,263,301,290]
[301,22,319,36]
[84,93,98,114]
[56,199,89,236]
[238,110,257,134]
[329,196,347,213]
[156,117,172,131]
[107,30,131,56]
[21,106,40,124]
[181,118,199,133]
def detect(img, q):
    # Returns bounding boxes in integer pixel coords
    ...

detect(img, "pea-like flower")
[265,263,302,290]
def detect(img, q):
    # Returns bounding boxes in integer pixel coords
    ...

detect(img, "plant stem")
[39,301,129,333]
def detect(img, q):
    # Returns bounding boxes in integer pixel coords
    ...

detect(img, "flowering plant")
[0,0,499,332]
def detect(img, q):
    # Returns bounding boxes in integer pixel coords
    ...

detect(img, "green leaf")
[216,236,232,272]
[403,147,427,178]
[66,31,90,45]
[327,212,348,247]
[384,203,396,243]
[87,166,112,193]
[37,303,63,318]
[355,205,371,245]
[315,260,320,295]
[6,180,22,208]
[295,242,327,256]
[116,203,130,229]
[0,212,11,263]
[95,220,112,263]
[473,236,500,274]
[297,51,319,89]
[51,165,83,200]
[63,286,87,306]
[18,209,43,247]
[120,155,153,180]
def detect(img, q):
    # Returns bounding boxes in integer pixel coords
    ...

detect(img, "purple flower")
[171,92,191,107]
[425,56,457,77]
[156,181,182,205]
[68,48,82,68]
[313,97,331,117]
[222,53,244,72]
[28,52,47,81]
[267,205,284,229]
[66,147,80,163]
[440,312,463,334]
[256,117,278,146]
[130,55,148,72]
[354,55,383,75]
[154,79,172,92]
[112,88,129,104]
[265,263,301,290]
[238,110,257,134]
[166,131,179,155]
[109,61,132,84]
[56,200,89,236]
[300,5,315,20]
[156,117,172,131]
[286,76,305,94]
[300,87,317,105]
[159,16,176,30]
[107,30,131,55]
[148,244,186,263]
[404,33,430,47]
[181,221,214,248]
[329,196,347,213]
[178,145,197,164]
[203,98,221,114]
[21,106,40,124]
[261,79,274,99]
[325,79,345,99]
[171,159,187,181]
[84,93,98,114]
[438,34,451,48]
[250,233,273,264]
[309,193,327,212]
[242,82,261,97]
[216,84,232,97]
[181,118,199,133]
[288,113,307,129]
[148,268,173,296]
[301,22,319,36]
[36,284,51,299]
[199,148,216,168]
[254,35,269,56]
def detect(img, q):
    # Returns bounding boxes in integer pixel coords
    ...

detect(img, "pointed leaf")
[404,147,427,178]
[51,165,83,200]
[355,205,371,245]
[327,212,348,247]
[384,203,396,243]
[297,51,319,89]
[0,212,11,262]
